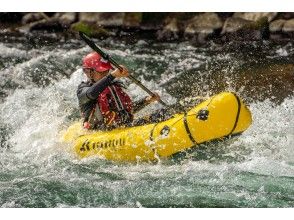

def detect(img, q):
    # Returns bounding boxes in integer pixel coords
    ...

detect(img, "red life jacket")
[98,84,133,126]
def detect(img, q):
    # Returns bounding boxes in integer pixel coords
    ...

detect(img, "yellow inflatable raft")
[62,92,252,162]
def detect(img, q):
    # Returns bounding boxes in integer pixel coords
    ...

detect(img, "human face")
[83,68,109,82]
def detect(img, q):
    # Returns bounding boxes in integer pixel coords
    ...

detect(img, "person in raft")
[77,52,162,130]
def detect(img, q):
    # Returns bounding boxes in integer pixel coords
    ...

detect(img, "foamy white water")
[0,35,293,207]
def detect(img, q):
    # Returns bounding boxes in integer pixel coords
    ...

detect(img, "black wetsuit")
[77,74,148,128]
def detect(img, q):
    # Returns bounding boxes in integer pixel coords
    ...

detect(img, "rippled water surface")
[0,33,293,207]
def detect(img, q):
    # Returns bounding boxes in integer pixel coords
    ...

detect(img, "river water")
[0,32,293,207]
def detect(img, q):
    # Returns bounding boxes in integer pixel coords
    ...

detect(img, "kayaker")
[77,52,161,130]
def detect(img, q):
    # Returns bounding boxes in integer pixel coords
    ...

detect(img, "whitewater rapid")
[0,36,293,207]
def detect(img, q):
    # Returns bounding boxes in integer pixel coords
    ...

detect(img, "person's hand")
[145,92,161,104]
[111,65,129,78]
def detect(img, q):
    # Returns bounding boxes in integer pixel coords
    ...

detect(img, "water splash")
[0,35,293,207]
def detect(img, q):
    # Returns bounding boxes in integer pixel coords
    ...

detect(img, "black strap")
[149,123,158,142]
[108,85,124,111]
[183,112,197,145]
[148,112,197,150]
[228,93,241,135]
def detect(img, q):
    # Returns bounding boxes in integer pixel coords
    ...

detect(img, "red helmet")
[82,52,113,72]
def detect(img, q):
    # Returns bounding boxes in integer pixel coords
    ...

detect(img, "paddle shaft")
[79,32,167,106]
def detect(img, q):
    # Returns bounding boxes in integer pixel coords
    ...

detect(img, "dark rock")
[79,12,141,29]
[0,13,24,23]
[258,17,270,39]
[270,19,286,33]
[79,13,101,24]
[79,12,125,27]
[221,17,269,41]
[157,18,179,41]
[276,12,294,20]
[18,18,64,32]
[233,12,277,22]
[282,19,294,31]
[185,13,223,35]
[96,13,125,27]
[21,13,44,24]
[175,12,199,19]
[221,17,251,34]
[28,18,64,32]
[123,13,142,28]
[216,13,234,21]
[282,19,294,37]
[54,13,77,28]
[269,19,287,40]
[184,13,223,43]
[141,12,168,30]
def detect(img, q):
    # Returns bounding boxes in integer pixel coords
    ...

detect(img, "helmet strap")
[89,70,95,80]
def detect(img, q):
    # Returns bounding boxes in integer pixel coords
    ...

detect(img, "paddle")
[79,31,167,106]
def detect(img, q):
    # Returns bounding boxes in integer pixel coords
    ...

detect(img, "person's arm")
[133,97,149,113]
[133,93,161,113]
[77,66,129,105]
[77,74,115,105]
[86,74,115,100]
